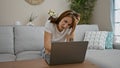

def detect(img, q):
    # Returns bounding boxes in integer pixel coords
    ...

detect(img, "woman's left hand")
[66,35,74,42]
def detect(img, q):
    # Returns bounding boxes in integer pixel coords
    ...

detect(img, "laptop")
[45,41,88,65]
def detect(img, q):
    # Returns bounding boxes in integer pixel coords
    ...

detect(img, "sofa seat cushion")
[86,49,120,68]
[16,51,43,61]
[0,54,16,62]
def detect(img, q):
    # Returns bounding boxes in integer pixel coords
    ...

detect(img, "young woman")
[44,10,80,55]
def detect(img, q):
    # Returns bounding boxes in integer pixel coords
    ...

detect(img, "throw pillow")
[84,31,108,50]
[105,32,113,49]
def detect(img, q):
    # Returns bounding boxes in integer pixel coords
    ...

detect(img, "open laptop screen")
[45,41,88,65]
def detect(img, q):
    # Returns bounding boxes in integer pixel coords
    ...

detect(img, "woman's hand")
[66,33,74,42]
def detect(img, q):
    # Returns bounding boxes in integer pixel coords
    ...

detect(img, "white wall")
[0,0,112,31]
[0,0,69,26]
[90,0,112,31]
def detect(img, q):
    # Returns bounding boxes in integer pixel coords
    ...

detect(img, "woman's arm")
[44,31,52,54]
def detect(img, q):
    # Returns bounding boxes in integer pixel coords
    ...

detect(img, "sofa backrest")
[74,24,99,41]
[14,26,44,54]
[0,26,14,54]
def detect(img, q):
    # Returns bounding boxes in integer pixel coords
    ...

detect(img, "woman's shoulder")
[44,20,56,33]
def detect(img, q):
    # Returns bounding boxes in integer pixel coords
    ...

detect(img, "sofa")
[0,25,120,68]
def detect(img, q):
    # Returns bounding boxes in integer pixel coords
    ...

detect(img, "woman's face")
[58,16,72,32]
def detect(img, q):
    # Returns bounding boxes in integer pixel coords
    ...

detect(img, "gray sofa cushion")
[74,24,99,41]
[0,26,14,54]
[16,51,42,61]
[0,54,16,62]
[14,26,44,54]
[86,49,120,68]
